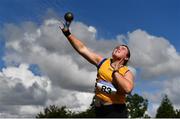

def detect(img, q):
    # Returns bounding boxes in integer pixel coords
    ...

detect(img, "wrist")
[112,70,119,76]
[63,29,71,37]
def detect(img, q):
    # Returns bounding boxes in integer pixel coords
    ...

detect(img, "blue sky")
[1,0,180,48]
[0,0,180,117]
[67,0,180,47]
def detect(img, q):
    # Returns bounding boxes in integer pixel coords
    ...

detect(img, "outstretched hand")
[59,20,71,37]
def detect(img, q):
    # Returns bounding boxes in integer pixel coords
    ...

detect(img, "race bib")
[96,80,117,94]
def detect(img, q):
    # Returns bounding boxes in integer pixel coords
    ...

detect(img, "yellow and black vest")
[95,58,129,104]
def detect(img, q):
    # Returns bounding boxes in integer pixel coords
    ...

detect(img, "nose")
[117,48,121,51]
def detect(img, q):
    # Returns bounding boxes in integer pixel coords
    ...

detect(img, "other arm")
[112,70,134,94]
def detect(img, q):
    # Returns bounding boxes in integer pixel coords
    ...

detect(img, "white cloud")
[128,29,180,79]
[0,63,94,117]
[162,77,180,106]
[46,88,94,112]
[1,64,51,90]
[0,64,51,117]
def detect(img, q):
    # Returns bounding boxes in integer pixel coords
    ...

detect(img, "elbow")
[124,85,133,94]
[117,85,133,94]
[124,88,133,94]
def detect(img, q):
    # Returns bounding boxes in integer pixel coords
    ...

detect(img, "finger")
[58,20,65,29]
[114,64,119,70]
[118,64,123,69]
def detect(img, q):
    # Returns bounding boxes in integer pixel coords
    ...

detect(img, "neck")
[111,58,124,67]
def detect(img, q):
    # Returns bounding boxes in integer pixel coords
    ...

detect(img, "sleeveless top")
[95,58,129,104]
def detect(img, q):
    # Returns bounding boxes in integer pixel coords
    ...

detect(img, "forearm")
[62,29,103,66]
[66,34,86,53]
[112,72,133,94]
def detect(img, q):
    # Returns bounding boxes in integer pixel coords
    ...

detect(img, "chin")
[112,54,115,59]
[112,55,118,60]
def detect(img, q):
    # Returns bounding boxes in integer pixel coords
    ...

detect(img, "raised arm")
[62,29,103,66]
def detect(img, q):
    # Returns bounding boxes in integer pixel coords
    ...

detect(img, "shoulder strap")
[97,58,107,69]
[119,66,129,75]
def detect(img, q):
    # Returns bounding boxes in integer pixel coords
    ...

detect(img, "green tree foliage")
[36,104,95,118]
[156,94,176,118]
[126,93,149,118]
[72,106,95,118]
[36,105,73,118]
[36,93,150,118]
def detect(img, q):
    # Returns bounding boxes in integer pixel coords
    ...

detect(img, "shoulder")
[126,66,136,76]
[97,58,111,69]
[118,66,129,75]
[124,66,136,79]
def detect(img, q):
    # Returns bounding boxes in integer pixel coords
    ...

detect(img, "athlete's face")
[112,45,129,61]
